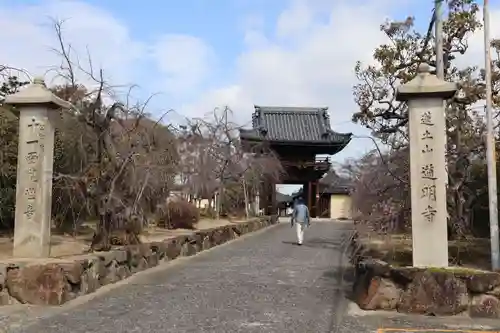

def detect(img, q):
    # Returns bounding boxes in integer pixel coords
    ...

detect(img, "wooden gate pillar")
[262,178,277,216]
[315,181,320,218]
[270,181,277,216]
[306,181,320,218]
[307,181,313,216]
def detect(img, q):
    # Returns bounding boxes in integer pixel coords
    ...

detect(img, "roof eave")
[322,186,352,195]
[240,134,352,146]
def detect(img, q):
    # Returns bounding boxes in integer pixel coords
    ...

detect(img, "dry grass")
[357,233,492,270]
[0,218,249,260]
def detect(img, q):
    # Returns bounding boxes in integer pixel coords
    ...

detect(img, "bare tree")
[176,107,284,219]
[47,20,178,250]
[351,0,493,237]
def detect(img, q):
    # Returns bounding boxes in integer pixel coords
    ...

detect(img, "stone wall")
[351,246,500,318]
[0,216,276,306]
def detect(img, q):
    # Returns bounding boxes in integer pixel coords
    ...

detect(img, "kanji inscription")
[420,111,434,126]
[421,164,436,180]
[422,204,437,222]
[419,110,438,222]
[22,118,44,221]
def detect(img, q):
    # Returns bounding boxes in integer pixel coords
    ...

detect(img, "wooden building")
[318,183,352,220]
[276,192,293,217]
[291,180,352,220]
[239,106,352,217]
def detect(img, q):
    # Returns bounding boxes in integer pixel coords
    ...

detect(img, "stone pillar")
[396,63,457,268]
[5,77,70,258]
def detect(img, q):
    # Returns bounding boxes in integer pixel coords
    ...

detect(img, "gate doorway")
[239,106,352,218]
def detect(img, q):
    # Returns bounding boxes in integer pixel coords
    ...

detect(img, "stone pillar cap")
[396,62,458,101]
[4,76,71,109]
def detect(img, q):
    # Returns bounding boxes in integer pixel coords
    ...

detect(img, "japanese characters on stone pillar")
[4,77,70,258]
[396,63,457,268]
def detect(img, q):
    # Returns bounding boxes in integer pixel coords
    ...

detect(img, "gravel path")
[5,220,354,333]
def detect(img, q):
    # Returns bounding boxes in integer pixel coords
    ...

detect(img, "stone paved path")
[3,220,500,333]
[2,220,353,332]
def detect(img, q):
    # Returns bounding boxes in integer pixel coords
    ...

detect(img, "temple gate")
[239,106,352,217]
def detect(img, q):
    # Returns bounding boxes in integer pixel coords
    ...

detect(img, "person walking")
[291,197,310,245]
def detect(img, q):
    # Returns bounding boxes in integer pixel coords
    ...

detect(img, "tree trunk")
[215,190,221,220]
[242,178,250,219]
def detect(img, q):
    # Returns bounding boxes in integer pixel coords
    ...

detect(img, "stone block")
[58,261,84,285]
[470,294,500,318]
[165,239,182,260]
[466,272,500,293]
[397,270,469,315]
[350,238,500,318]
[0,216,273,306]
[5,264,71,305]
[150,241,167,261]
[357,276,401,310]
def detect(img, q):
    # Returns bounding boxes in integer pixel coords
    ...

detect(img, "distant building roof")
[287,173,352,197]
[239,106,352,149]
[319,170,352,195]
[276,192,293,203]
[320,184,351,195]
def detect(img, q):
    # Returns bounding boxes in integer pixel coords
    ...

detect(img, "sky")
[1,0,499,194]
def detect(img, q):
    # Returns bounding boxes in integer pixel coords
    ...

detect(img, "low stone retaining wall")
[0,216,276,306]
[351,239,500,318]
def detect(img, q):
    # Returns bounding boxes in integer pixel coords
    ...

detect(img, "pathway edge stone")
[0,216,277,306]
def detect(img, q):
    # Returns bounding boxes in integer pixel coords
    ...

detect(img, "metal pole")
[435,0,444,79]
[484,0,500,270]
[435,0,449,189]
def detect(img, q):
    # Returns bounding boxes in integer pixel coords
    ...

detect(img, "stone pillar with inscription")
[5,77,70,258]
[396,63,457,268]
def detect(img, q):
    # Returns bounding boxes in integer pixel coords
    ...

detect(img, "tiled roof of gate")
[239,106,352,144]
